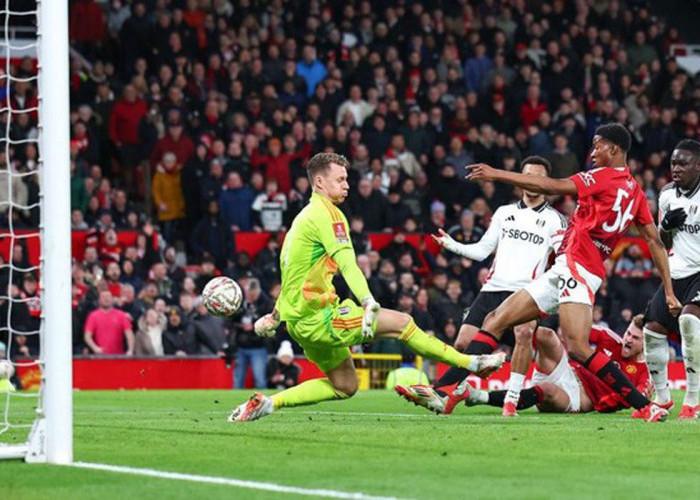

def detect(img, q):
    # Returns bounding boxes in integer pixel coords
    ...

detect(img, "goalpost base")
[0,417,47,462]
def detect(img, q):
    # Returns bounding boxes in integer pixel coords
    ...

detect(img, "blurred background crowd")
[1,0,699,384]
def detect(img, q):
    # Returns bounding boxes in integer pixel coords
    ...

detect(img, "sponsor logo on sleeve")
[578,171,595,187]
[333,222,349,243]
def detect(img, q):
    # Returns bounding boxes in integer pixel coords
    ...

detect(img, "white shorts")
[532,353,581,413]
[523,255,602,314]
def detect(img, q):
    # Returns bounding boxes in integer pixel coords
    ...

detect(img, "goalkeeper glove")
[661,207,687,232]
[254,311,280,338]
[361,297,380,341]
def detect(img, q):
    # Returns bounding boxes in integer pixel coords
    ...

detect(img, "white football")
[202,276,243,317]
[0,359,14,379]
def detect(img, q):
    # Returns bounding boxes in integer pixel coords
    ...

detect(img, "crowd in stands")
[2,0,698,376]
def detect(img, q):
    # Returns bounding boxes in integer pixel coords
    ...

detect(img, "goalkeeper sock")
[679,314,700,407]
[503,372,526,407]
[271,378,349,409]
[399,320,480,372]
[584,351,649,409]
[433,330,499,388]
[488,386,543,410]
[643,327,671,404]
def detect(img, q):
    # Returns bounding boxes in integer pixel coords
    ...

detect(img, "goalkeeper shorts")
[286,299,365,373]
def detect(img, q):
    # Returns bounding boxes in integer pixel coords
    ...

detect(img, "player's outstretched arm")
[638,221,682,316]
[466,163,578,195]
[432,225,499,261]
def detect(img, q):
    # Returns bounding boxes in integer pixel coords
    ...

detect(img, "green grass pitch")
[3,389,700,499]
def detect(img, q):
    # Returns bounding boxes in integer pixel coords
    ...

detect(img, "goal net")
[0,0,72,463]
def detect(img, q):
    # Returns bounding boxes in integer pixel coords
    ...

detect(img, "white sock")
[504,372,525,406]
[679,314,700,407]
[644,327,671,404]
[473,389,489,404]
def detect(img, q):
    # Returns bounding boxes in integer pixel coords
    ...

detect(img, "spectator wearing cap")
[152,152,185,244]
[190,201,234,272]
[219,171,254,232]
[349,178,388,231]
[296,45,327,98]
[266,340,301,390]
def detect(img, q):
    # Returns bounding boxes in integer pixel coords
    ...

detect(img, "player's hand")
[465,163,497,182]
[431,228,460,254]
[254,312,280,338]
[361,297,380,341]
[660,207,687,232]
[666,294,682,316]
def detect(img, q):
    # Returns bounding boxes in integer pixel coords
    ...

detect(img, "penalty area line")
[69,462,407,500]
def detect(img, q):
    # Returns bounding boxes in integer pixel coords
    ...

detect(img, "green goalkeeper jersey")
[277,192,371,322]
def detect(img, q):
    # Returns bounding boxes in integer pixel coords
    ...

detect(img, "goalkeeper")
[229,153,504,421]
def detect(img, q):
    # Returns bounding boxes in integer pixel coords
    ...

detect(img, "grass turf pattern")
[3,389,700,499]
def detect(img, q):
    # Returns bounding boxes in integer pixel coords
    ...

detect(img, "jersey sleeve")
[312,205,353,258]
[569,168,615,198]
[448,208,502,261]
[634,190,654,226]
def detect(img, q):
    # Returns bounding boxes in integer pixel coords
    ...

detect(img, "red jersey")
[558,168,653,279]
[571,325,649,413]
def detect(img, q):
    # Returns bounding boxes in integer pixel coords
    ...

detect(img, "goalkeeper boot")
[228,393,274,422]
[631,399,673,419]
[395,385,448,414]
[677,405,700,420]
[474,352,507,378]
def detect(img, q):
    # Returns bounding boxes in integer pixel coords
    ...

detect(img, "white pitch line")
[70,462,408,500]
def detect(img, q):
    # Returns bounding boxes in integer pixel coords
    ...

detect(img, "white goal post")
[0,0,72,463]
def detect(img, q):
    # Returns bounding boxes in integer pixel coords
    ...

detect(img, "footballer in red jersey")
[399,124,681,422]
[457,317,650,414]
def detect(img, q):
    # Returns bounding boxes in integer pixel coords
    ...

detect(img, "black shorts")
[462,291,559,347]
[644,272,700,333]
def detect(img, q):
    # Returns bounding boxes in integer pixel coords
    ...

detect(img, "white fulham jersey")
[658,181,700,279]
[458,201,567,292]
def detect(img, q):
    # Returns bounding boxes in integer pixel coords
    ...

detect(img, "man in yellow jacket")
[152,151,185,243]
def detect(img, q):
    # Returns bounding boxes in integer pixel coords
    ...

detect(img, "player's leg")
[433,292,496,389]
[642,284,675,407]
[560,302,650,411]
[679,303,700,418]
[502,323,536,416]
[433,290,542,390]
[374,308,504,374]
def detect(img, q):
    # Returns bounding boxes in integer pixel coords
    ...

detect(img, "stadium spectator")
[151,152,185,243]
[134,308,167,356]
[84,289,134,355]
[231,278,273,389]
[266,340,301,390]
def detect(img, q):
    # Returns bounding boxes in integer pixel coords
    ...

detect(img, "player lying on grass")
[641,139,700,420]
[228,153,505,422]
[396,157,564,416]
[396,124,681,422]
[453,317,650,415]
